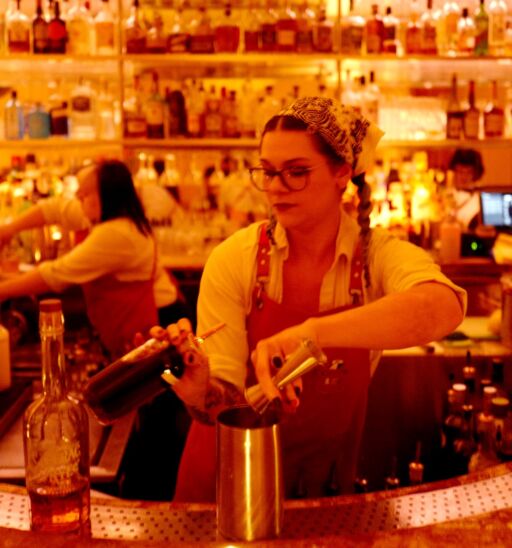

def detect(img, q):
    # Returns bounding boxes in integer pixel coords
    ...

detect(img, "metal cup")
[216,404,283,541]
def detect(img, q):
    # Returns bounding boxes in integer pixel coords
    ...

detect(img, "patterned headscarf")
[278,97,384,176]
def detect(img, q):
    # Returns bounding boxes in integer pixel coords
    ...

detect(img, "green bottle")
[474,0,489,55]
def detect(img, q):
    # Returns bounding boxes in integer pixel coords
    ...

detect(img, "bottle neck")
[40,313,68,398]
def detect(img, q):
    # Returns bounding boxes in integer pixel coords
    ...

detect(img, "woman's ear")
[334,163,353,191]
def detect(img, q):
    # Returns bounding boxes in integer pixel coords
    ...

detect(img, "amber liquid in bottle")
[24,299,90,536]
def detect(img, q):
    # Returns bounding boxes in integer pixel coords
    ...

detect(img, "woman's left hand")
[250,319,319,411]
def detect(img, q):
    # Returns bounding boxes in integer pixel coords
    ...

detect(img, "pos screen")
[480,191,512,229]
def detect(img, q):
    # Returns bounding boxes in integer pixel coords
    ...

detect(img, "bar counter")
[1,463,512,546]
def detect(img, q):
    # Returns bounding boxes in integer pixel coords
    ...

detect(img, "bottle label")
[484,111,504,136]
[463,110,480,139]
[189,35,215,53]
[260,24,276,50]
[446,112,464,139]
[71,95,91,113]
[168,32,189,52]
[124,114,147,137]
[314,26,333,52]
[95,23,115,50]
[145,101,165,126]
[490,15,506,45]
[276,29,296,50]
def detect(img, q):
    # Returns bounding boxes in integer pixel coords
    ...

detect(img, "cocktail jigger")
[245,338,328,414]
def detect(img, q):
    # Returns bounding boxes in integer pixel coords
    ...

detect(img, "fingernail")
[271,356,283,368]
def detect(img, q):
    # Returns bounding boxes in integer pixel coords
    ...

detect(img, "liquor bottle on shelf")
[484,80,505,138]
[167,1,190,53]
[189,4,215,53]
[49,100,69,136]
[93,0,116,55]
[362,70,380,124]
[446,74,463,140]
[159,153,181,201]
[123,75,147,138]
[69,78,96,140]
[462,350,478,409]
[259,0,277,52]
[275,0,298,52]
[165,86,188,137]
[27,103,51,139]
[186,79,206,137]
[124,0,147,54]
[23,299,90,535]
[474,0,489,56]
[4,90,24,140]
[32,0,49,54]
[146,12,167,53]
[96,80,116,140]
[469,411,500,472]
[6,0,31,53]
[214,2,240,53]
[365,4,384,54]
[295,0,315,53]
[439,383,468,478]
[312,2,333,53]
[488,0,507,56]
[443,0,461,55]
[457,7,476,55]
[405,0,422,55]
[382,6,399,54]
[145,72,165,139]
[464,80,480,139]
[340,0,366,55]
[385,456,400,490]
[243,0,262,52]
[420,0,437,55]
[203,85,223,138]
[47,1,67,54]
[66,0,92,55]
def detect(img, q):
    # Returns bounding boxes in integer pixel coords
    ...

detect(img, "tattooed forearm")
[187,378,243,425]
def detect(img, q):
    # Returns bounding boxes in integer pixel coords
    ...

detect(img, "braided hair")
[262,114,373,288]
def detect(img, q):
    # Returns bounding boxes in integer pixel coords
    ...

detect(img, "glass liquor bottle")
[474,0,489,56]
[446,73,463,139]
[243,0,261,52]
[124,0,147,53]
[27,102,51,139]
[69,78,96,140]
[457,7,476,55]
[365,4,384,54]
[145,71,165,138]
[313,2,333,53]
[48,1,67,54]
[6,0,31,53]
[463,80,480,140]
[94,0,116,55]
[382,6,399,54]
[4,90,24,140]
[443,0,461,55]
[123,75,147,137]
[405,0,422,55]
[165,85,187,137]
[23,299,90,535]
[340,0,364,54]
[259,0,277,51]
[32,0,49,53]
[96,80,117,140]
[167,1,190,53]
[146,11,167,53]
[66,0,92,55]
[295,0,315,53]
[275,0,297,52]
[488,0,507,56]
[420,0,437,55]
[214,2,240,53]
[484,80,505,138]
[189,4,215,54]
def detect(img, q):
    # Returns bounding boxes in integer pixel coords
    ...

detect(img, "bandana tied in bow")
[279,97,384,176]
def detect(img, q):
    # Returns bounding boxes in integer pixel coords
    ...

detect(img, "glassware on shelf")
[484,80,505,138]
[366,3,384,54]
[69,78,96,140]
[446,73,463,140]
[23,299,91,536]
[47,1,68,54]
[457,7,476,55]
[188,4,215,54]
[124,0,147,54]
[4,90,25,140]
[488,0,508,56]
[295,0,315,53]
[6,0,31,54]
[474,0,489,56]
[167,0,190,53]
[66,0,92,55]
[27,102,51,139]
[32,0,49,54]
[275,0,298,52]
[340,0,364,55]
[214,2,240,53]
[146,11,167,53]
[420,0,437,55]
[312,2,333,53]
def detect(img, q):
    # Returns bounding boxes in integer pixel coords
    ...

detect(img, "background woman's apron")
[174,227,371,501]
[81,239,158,358]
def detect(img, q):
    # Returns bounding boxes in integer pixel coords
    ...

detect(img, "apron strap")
[255,223,270,309]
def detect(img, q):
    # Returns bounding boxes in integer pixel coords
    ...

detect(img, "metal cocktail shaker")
[245,338,328,414]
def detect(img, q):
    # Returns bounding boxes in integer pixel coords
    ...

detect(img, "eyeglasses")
[248,163,326,192]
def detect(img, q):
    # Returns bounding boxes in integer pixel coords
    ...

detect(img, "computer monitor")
[480,191,512,230]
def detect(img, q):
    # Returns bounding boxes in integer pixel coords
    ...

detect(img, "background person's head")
[77,160,152,237]
[259,97,383,287]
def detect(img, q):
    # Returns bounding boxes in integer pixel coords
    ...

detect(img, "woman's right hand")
[151,318,210,409]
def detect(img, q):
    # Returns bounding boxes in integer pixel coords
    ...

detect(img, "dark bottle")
[408,441,424,486]
[33,0,49,53]
[463,350,478,409]
[50,100,69,136]
[83,338,185,425]
[48,1,68,54]
[385,456,400,490]
[166,87,188,136]
[324,461,341,496]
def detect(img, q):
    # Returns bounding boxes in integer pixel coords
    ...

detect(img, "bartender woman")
[0,159,190,500]
[155,97,467,501]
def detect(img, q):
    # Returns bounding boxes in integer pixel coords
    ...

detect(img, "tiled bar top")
[2,463,512,546]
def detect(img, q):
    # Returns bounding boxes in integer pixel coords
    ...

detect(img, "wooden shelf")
[0,139,122,149]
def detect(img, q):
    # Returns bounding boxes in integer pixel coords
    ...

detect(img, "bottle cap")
[40,299,62,312]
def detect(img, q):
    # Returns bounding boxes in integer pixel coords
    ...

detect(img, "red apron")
[81,239,158,359]
[174,225,371,501]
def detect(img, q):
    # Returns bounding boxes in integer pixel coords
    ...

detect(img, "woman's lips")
[272,203,296,212]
